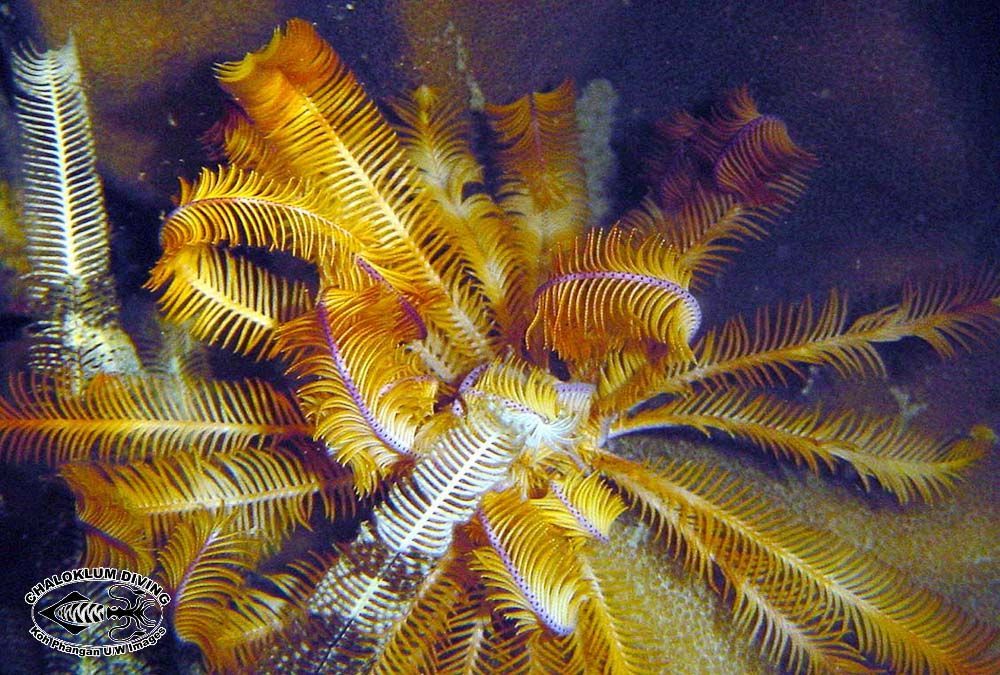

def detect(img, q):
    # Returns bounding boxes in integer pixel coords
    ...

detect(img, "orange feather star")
[1,18,998,674]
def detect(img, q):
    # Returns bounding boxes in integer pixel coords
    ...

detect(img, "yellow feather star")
[1,19,998,674]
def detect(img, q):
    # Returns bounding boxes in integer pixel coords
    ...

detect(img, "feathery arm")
[12,38,139,383]
[600,272,1000,414]
[609,389,996,503]
[593,451,1000,674]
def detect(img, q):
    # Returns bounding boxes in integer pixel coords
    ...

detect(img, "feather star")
[1,18,999,674]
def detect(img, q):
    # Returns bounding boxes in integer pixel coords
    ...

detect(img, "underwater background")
[0,1,996,672]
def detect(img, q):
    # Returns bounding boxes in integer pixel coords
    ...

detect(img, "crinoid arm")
[11,38,140,384]
[610,389,996,504]
[603,270,1000,413]
[644,85,817,214]
[602,270,1000,504]
[593,451,1000,675]
[157,512,333,671]
[213,18,495,369]
[619,188,768,291]
[274,279,440,495]
[2,34,362,673]
[529,87,820,400]
[289,482,651,673]
[0,372,310,465]
[150,237,316,358]
[390,85,524,341]
[60,443,353,564]
[527,225,701,369]
[629,86,817,286]
[486,79,590,299]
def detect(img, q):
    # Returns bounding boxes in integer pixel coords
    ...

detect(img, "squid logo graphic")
[25,568,169,656]
[38,586,159,640]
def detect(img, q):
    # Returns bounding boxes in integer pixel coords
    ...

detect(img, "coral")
[592,521,770,674]
[2,17,999,675]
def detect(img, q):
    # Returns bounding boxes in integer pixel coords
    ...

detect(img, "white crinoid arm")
[11,37,139,385]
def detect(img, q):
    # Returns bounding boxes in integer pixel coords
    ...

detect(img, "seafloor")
[0,1,996,673]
